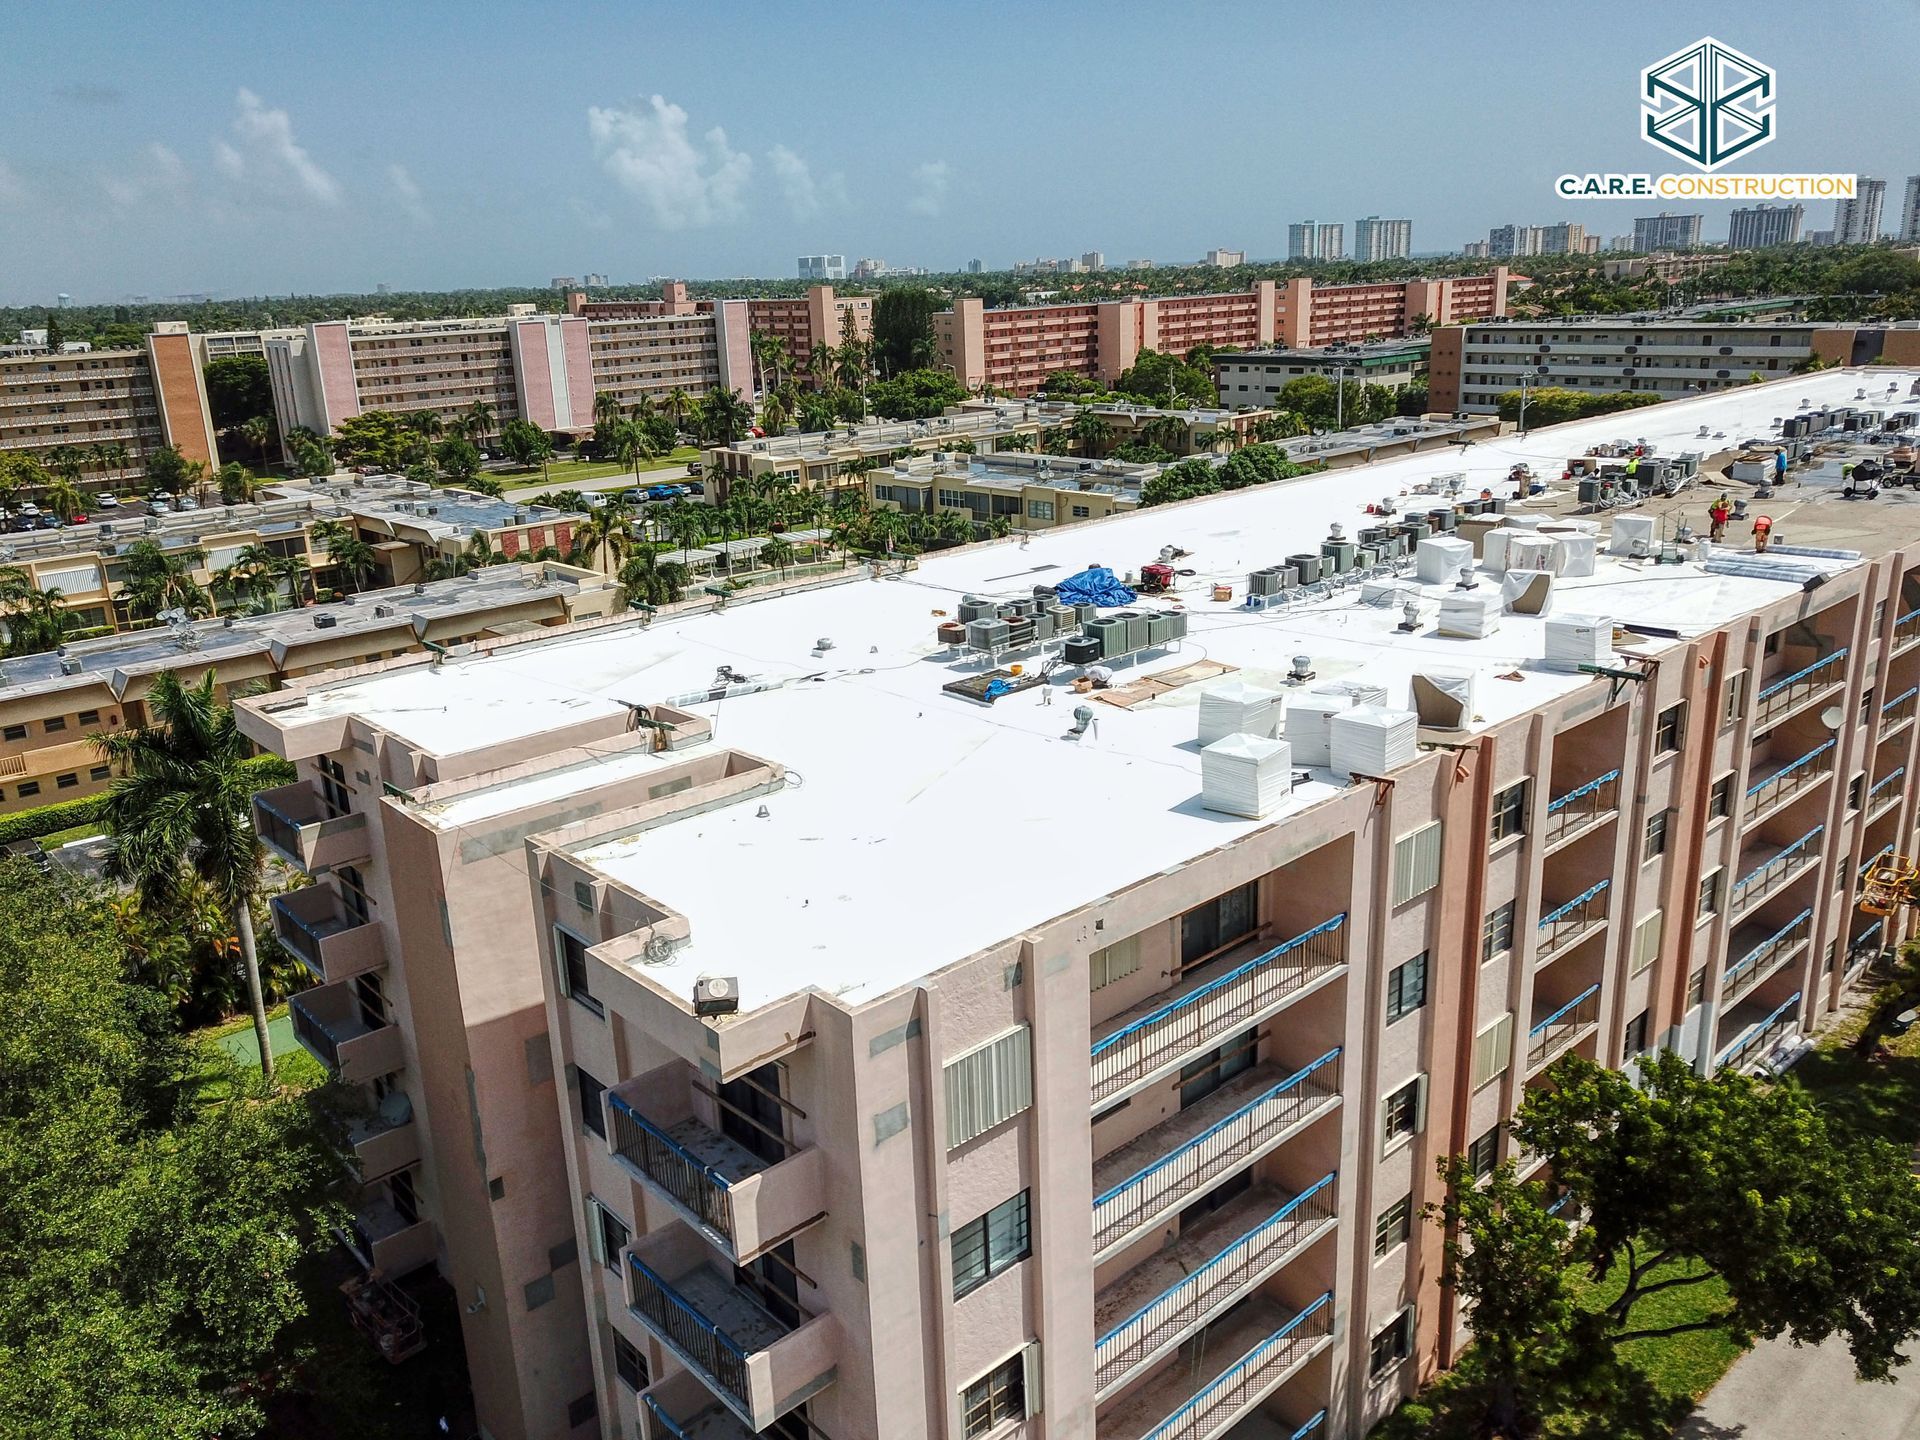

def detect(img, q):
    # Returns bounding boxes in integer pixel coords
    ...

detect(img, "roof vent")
[693,976,739,1017]
[374,604,396,617]
[313,613,338,629]
[59,656,82,676]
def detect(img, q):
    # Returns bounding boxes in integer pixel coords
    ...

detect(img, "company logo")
[1642,36,1774,171]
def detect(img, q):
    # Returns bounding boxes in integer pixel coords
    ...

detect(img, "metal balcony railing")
[1528,984,1601,1070]
[1752,649,1848,726]
[1742,739,1835,823]
[1732,825,1823,912]
[1849,920,1885,969]
[1095,1173,1337,1396]
[1091,915,1347,1105]
[641,1395,695,1440]
[1536,880,1610,963]
[607,1095,735,1243]
[1543,770,1621,849]
[1093,1050,1341,1255]
[1138,1293,1334,1440]
[1882,686,1919,730]
[1717,992,1803,1072]
[1723,908,1812,1006]
[1289,1413,1328,1440]
[1869,768,1905,818]
[625,1254,752,1410]
[1895,607,1920,654]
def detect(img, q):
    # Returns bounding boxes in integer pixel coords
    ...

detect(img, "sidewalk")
[1678,1332,1920,1438]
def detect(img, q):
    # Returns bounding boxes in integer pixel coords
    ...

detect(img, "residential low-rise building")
[866,449,1155,528]
[1216,340,1431,407]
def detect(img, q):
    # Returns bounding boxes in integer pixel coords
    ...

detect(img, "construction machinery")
[1858,853,1920,916]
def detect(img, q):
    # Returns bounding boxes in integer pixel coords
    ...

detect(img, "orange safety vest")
[1753,515,1773,532]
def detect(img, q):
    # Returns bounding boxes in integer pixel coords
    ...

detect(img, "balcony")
[290,980,404,1083]
[638,1371,758,1440]
[1869,768,1906,822]
[254,781,370,871]
[624,1233,838,1433]
[1883,686,1919,734]
[1535,880,1610,965]
[1722,908,1813,1008]
[1098,1292,1335,1440]
[1847,920,1886,972]
[1091,915,1348,1107]
[1896,607,1920,656]
[1742,739,1835,825]
[1731,825,1823,917]
[1716,991,1803,1074]
[1542,770,1620,851]
[1092,1050,1342,1260]
[606,1064,826,1264]
[343,1194,435,1276]
[1752,650,1848,728]
[1527,984,1601,1071]
[270,884,386,984]
[347,1093,420,1181]
[1094,1173,1337,1400]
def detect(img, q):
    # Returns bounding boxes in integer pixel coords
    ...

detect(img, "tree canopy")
[866,368,969,421]
[201,355,273,431]
[871,286,942,377]
[1112,349,1216,407]
[1495,387,1666,426]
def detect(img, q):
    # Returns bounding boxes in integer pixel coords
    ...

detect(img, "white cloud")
[768,144,848,221]
[570,196,615,231]
[213,88,341,207]
[908,160,950,217]
[388,163,430,225]
[588,97,751,229]
[102,143,188,210]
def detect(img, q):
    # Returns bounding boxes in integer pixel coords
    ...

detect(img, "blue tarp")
[1052,566,1136,607]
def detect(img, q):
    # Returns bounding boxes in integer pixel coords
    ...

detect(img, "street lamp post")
[1334,366,1355,429]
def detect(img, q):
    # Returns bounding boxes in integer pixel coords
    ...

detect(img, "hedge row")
[0,753,297,849]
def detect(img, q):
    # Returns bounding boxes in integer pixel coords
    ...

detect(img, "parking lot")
[1,489,205,533]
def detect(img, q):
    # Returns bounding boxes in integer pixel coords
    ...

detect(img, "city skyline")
[1,1,1914,305]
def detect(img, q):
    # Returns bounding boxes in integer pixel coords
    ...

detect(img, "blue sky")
[0,0,1913,304]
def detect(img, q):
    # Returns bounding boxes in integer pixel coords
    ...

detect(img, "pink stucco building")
[240,367,1916,1440]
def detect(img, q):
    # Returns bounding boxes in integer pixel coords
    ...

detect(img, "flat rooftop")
[1226,339,1431,364]
[290,370,1920,1012]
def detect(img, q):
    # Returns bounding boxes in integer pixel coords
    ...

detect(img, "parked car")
[96,493,121,509]
[683,480,705,496]
[685,459,703,476]
[148,490,173,508]
[646,484,679,501]
[620,489,648,506]
[36,513,61,530]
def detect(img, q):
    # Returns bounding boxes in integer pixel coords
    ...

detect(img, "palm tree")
[86,441,113,489]
[46,443,86,490]
[761,391,792,435]
[217,461,258,504]
[760,535,796,580]
[466,400,496,452]
[609,418,660,487]
[116,539,210,621]
[240,415,274,469]
[44,474,85,522]
[571,497,635,575]
[404,410,444,441]
[662,387,694,439]
[1209,426,1239,455]
[93,671,278,1084]
[1069,411,1114,457]
[328,534,378,593]
[0,568,71,656]
[933,509,976,547]
[699,386,754,446]
[593,390,622,430]
[662,501,706,557]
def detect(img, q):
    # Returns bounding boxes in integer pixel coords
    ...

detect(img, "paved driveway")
[1679,1333,1920,1438]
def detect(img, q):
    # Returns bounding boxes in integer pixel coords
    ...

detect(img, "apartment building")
[0,562,617,817]
[1898,176,1920,245]
[743,287,874,383]
[1630,213,1704,252]
[1215,340,1431,407]
[934,271,1508,397]
[1487,223,1591,258]
[1352,219,1411,264]
[1428,320,1920,415]
[1287,224,1320,262]
[866,448,1154,529]
[799,255,848,281]
[1204,248,1247,268]
[0,320,217,486]
[1834,179,1887,246]
[235,370,1920,1440]
[1728,203,1805,250]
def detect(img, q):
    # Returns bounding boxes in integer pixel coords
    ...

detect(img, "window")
[16,781,38,798]
[1382,1076,1426,1150]
[611,1330,648,1391]
[952,1191,1031,1299]
[1089,935,1140,991]
[1071,505,1090,518]
[42,716,65,733]
[566,1391,597,1429]
[1370,1309,1414,1378]
[1656,702,1686,754]
[1687,967,1707,1007]
[1722,672,1744,725]
[1482,901,1515,963]
[0,725,24,742]
[553,926,603,1018]
[577,1066,606,1139]
[1386,952,1428,1023]
[1875,599,1887,631]
[76,709,99,725]
[1374,1195,1413,1256]
[55,773,78,789]
[1180,881,1258,965]
[1471,1014,1513,1088]
[945,1026,1033,1148]
[1643,809,1669,861]
[1392,822,1444,904]
[961,1352,1029,1438]
[1708,774,1733,819]
[1860,688,1875,726]
[1696,869,1722,920]
[1490,782,1527,842]
[88,765,110,781]
[587,1197,628,1272]
[1179,1027,1256,1107]
[1624,1009,1651,1057]
[1027,499,1054,521]
[1848,774,1865,811]
[1467,1125,1500,1180]
[1630,910,1663,976]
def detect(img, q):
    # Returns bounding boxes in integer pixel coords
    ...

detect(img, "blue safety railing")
[1547,769,1622,812]
[640,1394,696,1440]
[1290,1411,1329,1440]
[1732,825,1822,907]
[626,1252,753,1406]
[1723,908,1812,1005]
[1896,606,1920,648]
[1882,686,1919,725]
[1849,920,1885,968]
[1744,738,1835,799]
[1091,915,1346,1103]
[1140,1293,1335,1440]
[1544,770,1621,847]
[1528,984,1601,1068]
[1537,880,1610,961]
[1870,768,1906,811]
[1717,992,1803,1071]
[1755,648,1848,703]
[608,1092,739,1242]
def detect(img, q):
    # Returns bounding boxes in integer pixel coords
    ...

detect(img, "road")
[1678,1333,1920,1439]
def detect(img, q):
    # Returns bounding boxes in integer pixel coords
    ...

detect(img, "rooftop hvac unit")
[1199,682,1281,746]
[1329,705,1419,778]
[1436,590,1500,638]
[312,613,339,629]
[1503,512,1544,532]
[1117,610,1149,653]
[59,656,82,676]
[1201,734,1294,818]
[1501,569,1555,615]
[1427,507,1457,532]
[1315,679,1389,709]
[1046,602,1079,634]
[1033,610,1056,642]
[1481,527,1522,575]
[1506,535,1561,575]
[1416,535,1474,584]
[373,604,396,618]
[1063,634,1101,665]
[1321,540,1358,573]
[958,595,996,622]
[1555,532,1597,577]
[1545,614,1614,672]
[1146,612,1178,647]
[966,617,1010,651]
[1410,670,1476,729]
[1284,691,1353,767]
[1608,514,1658,557]
[1287,553,1323,584]
[1087,616,1130,659]
[1248,567,1283,596]
[1358,526,1390,548]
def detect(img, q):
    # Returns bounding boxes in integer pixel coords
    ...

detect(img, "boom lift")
[1858,853,1920,916]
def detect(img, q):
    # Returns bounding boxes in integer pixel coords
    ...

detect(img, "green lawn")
[36,819,105,847]
[191,1000,327,1098]
[497,447,700,485]
[1567,1253,1743,1404]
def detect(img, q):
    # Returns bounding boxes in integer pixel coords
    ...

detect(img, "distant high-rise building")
[1081,251,1105,272]
[1897,176,1920,244]
[852,258,886,279]
[1314,225,1345,261]
[1203,247,1246,268]
[798,254,847,280]
[582,272,608,287]
[1539,222,1588,255]
[1807,229,1837,247]
[966,258,984,273]
[1461,239,1491,259]
[1125,258,1154,270]
[1728,203,1804,250]
[1608,235,1635,252]
[1353,217,1411,262]
[55,293,69,308]
[1834,179,1886,245]
[549,276,577,289]
[1287,222,1319,260]
[1632,212,1704,251]
[375,283,392,296]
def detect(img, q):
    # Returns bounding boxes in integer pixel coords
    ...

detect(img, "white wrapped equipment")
[1545,614,1614,672]
[1201,734,1294,818]
[1329,705,1420,778]
[1416,535,1475,584]
[1481,528,1523,575]
[1506,535,1562,575]
[1284,691,1353,767]
[1608,514,1658,557]
[1504,513,1545,531]
[1410,670,1475,729]
[1501,569,1555,615]
[1315,679,1390,709]
[1555,532,1597,578]
[1437,590,1501,638]
[1198,682,1281,747]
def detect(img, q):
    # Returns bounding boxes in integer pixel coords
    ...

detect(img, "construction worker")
[1625,455,1640,482]
[1774,448,1789,483]
[1753,514,1774,553]
[1708,495,1731,541]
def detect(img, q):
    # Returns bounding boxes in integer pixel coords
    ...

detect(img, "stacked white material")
[1197,682,1282,747]
[1545,614,1614,672]
[1285,691,1353,767]
[1555,533,1597,577]
[1201,734,1295,818]
[1504,513,1545,531]
[1416,535,1475,584]
[1330,705,1420,778]
[1506,535,1561,574]
[1316,679,1390,709]
[1608,514,1658,557]
[1437,590,1501,638]
[1410,670,1476,729]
